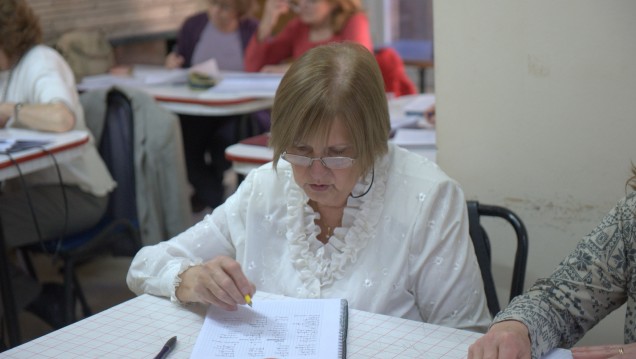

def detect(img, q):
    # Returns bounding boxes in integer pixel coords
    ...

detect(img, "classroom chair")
[21,88,142,326]
[466,201,529,318]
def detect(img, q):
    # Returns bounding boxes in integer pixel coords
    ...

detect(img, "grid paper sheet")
[3,293,482,358]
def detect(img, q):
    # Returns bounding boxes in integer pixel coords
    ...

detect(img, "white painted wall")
[435,0,635,346]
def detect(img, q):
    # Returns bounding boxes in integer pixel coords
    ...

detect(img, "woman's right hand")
[257,0,291,41]
[176,255,255,311]
[468,320,532,359]
[165,52,184,69]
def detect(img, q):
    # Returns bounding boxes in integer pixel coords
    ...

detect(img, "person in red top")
[245,0,372,73]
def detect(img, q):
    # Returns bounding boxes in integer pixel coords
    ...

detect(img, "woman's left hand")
[571,343,636,359]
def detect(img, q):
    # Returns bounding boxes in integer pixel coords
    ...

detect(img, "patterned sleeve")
[493,192,635,359]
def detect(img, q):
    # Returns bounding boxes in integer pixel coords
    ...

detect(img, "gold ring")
[619,347,624,356]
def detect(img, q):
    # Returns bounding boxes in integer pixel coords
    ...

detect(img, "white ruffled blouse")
[127,143,491,332]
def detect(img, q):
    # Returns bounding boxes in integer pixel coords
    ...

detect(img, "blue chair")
[22,88,142,325]
[467,201,529,317]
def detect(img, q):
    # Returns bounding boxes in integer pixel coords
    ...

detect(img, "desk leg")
[0,219,21,348]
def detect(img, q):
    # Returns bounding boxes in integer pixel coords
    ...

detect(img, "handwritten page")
[190,298,346,359]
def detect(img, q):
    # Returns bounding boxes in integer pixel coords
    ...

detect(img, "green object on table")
[188,71,218,90]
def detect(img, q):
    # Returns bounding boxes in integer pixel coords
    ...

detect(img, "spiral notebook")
[190,298,348,359]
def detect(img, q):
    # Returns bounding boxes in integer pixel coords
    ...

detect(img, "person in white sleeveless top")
[0,0,115,327]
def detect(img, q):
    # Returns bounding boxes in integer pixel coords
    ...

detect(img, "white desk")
[0,129,90,348]
[78,70,279,117]
[1,293,483,358]
[140,85,274,117]
[0,129,90,180]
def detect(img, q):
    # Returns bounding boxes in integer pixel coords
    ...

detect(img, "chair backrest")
[466,201,528,317]
[99,88,138,225]
[374,47,417,97]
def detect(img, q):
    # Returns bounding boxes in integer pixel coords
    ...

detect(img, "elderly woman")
[127,42,490,331]
[244,0,372,73]
[0,0,114,325]
[165,0,257,70]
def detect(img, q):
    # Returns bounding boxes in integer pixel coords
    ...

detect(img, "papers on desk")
[78,67,188,91]
[77,60,281,100]
[0,139,51,153]
[392,128,436,148]
[191,298,348,359]
[78,59,220,91]
[0,128,86,153]
[402,93,435,116]
[388,93,435,130]
[200,72,283,99]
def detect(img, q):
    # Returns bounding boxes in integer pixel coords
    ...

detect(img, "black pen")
[154,336,177,359]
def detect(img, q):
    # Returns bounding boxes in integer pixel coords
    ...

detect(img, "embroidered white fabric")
[127,143,491,332]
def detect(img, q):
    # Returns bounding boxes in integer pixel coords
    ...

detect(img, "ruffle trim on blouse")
[285,152,390,290]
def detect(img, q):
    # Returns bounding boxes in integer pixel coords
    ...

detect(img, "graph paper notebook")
[190,298,348,359]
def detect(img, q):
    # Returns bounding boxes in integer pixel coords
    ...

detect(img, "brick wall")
[27,0,205,64]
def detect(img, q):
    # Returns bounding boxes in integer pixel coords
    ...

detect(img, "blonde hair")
[269,42,390,174]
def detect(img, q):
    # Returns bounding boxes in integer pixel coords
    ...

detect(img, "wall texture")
[27,0,202,44]
[435,0,635,346]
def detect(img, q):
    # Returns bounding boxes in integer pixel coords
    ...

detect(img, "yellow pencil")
[244,294,253,307]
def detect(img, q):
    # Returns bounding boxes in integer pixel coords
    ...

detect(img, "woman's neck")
[308,18,334,42]
[310,200,345,244]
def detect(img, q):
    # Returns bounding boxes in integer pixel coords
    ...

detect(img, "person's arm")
[255,0,290,42]
[176,255,255,310]
[173,12,207,68]
[126,167,257,306]
[571,343,636,359]
[126,211,235,302]
[339,12,373,52]
[0,102,74,132]
[244,17,300,72]
[468,320,532,359]
[469,193,635,359]
[3,49,79,132]
[165,52,184,69]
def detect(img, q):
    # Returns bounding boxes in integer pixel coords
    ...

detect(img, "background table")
[140,84,274,117]
[0,129,90,348]
[78,70,279,117]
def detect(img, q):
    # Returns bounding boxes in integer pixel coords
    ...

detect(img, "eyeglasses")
[281,151,355,169]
